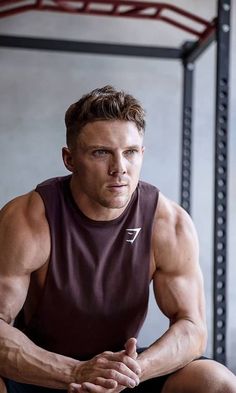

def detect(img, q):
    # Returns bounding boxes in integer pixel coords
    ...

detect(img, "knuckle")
[108,369,117,379]
[103,351,112,356]
[116,362,124,372]
[95,357,104,366]
[106,379,116,388]
[120,353,128,364]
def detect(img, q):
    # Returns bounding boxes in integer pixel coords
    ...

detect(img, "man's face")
[65,120,144,219]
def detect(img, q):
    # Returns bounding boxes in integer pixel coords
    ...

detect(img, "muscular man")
[0,86,235,393]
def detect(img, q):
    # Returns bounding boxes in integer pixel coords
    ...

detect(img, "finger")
[99,351,140,377]
[124,338,137,359]
[112,352,141,376]
[68,383,83,393]
[81,381,125,393]
[77,356,138,388]
[101,366,139,388]
[82,381,109,393]
[93,378,117,389]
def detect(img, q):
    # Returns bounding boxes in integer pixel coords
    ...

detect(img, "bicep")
[0,194,48,324]
[0,213,32,323]
[153,266,205,326]
[152,198,206,326]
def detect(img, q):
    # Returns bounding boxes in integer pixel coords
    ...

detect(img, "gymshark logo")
[126,228,141,244]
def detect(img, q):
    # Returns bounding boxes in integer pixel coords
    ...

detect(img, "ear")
[62,147,75,173]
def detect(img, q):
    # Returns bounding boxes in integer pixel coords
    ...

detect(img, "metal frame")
[0,0,231,365]
[0,0,214,38]
[213,0,230,365]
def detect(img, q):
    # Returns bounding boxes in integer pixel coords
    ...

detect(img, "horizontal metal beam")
[0,35,182,59]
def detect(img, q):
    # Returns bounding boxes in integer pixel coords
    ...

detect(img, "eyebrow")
[86,144,142,151]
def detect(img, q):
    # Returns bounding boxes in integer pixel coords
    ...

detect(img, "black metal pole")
[180,54,194,214]
[213,0,231,365]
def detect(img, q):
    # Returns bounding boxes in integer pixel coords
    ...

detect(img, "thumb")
[68,383,83,393]
[124,337,138,359]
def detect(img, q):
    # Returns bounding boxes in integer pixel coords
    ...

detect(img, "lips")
[106,183,128,194]
[108,184,127,187]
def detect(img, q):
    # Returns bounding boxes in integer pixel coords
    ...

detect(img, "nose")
[109,153,127,176]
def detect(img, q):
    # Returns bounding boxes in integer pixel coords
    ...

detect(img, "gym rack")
[0,0,231,365]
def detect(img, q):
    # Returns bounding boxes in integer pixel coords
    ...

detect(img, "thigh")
[161,358,236,393]
[4,379,67,393]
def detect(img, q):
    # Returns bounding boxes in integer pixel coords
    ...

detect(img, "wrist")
[70,360,85,384]
[137,355,150,382]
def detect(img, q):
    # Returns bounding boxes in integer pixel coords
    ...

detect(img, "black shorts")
[4,355,208,393]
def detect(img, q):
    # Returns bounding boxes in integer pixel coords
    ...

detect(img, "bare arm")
[0,192,140,389]
[0,191,79,388]
[137,193,207,381]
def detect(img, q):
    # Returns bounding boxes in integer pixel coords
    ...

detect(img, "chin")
[104,196,130,209]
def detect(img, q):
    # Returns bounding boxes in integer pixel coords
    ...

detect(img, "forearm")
[138,319,207,381]
[0,319,78,389]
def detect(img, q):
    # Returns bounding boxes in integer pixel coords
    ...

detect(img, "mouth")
[107,183,128,193]
[107,183,128,188]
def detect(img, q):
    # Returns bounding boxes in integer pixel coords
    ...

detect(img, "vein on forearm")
[0,320,77,389]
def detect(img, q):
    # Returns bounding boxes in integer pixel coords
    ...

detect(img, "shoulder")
[154,192,196,237]
[1,190,47,231]
[0,190,50,273]
[152,192,199,272]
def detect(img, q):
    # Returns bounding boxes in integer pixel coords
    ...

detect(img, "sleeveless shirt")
[14,176,159,360]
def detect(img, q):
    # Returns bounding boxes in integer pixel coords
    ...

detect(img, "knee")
[196,360,236,393]
[163,359,236,393]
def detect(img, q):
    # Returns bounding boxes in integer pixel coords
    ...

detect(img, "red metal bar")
[159,15,205,37]
[0,0,216,39]
[0,5,36,18]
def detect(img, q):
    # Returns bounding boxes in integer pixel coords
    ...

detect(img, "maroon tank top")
[15,176,159,359]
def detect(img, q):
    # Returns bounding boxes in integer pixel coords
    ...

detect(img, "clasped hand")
[68,338,141,393]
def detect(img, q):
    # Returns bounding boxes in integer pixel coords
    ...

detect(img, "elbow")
[196,323,208,357]
[183,318,208,358]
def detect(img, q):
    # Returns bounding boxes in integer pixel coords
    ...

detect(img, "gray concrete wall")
[0,0,235,371]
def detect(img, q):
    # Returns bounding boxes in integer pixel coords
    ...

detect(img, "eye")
[92,149,110,157]
[124,149,138,156]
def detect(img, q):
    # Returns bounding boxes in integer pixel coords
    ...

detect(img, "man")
[0,85,235,393]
